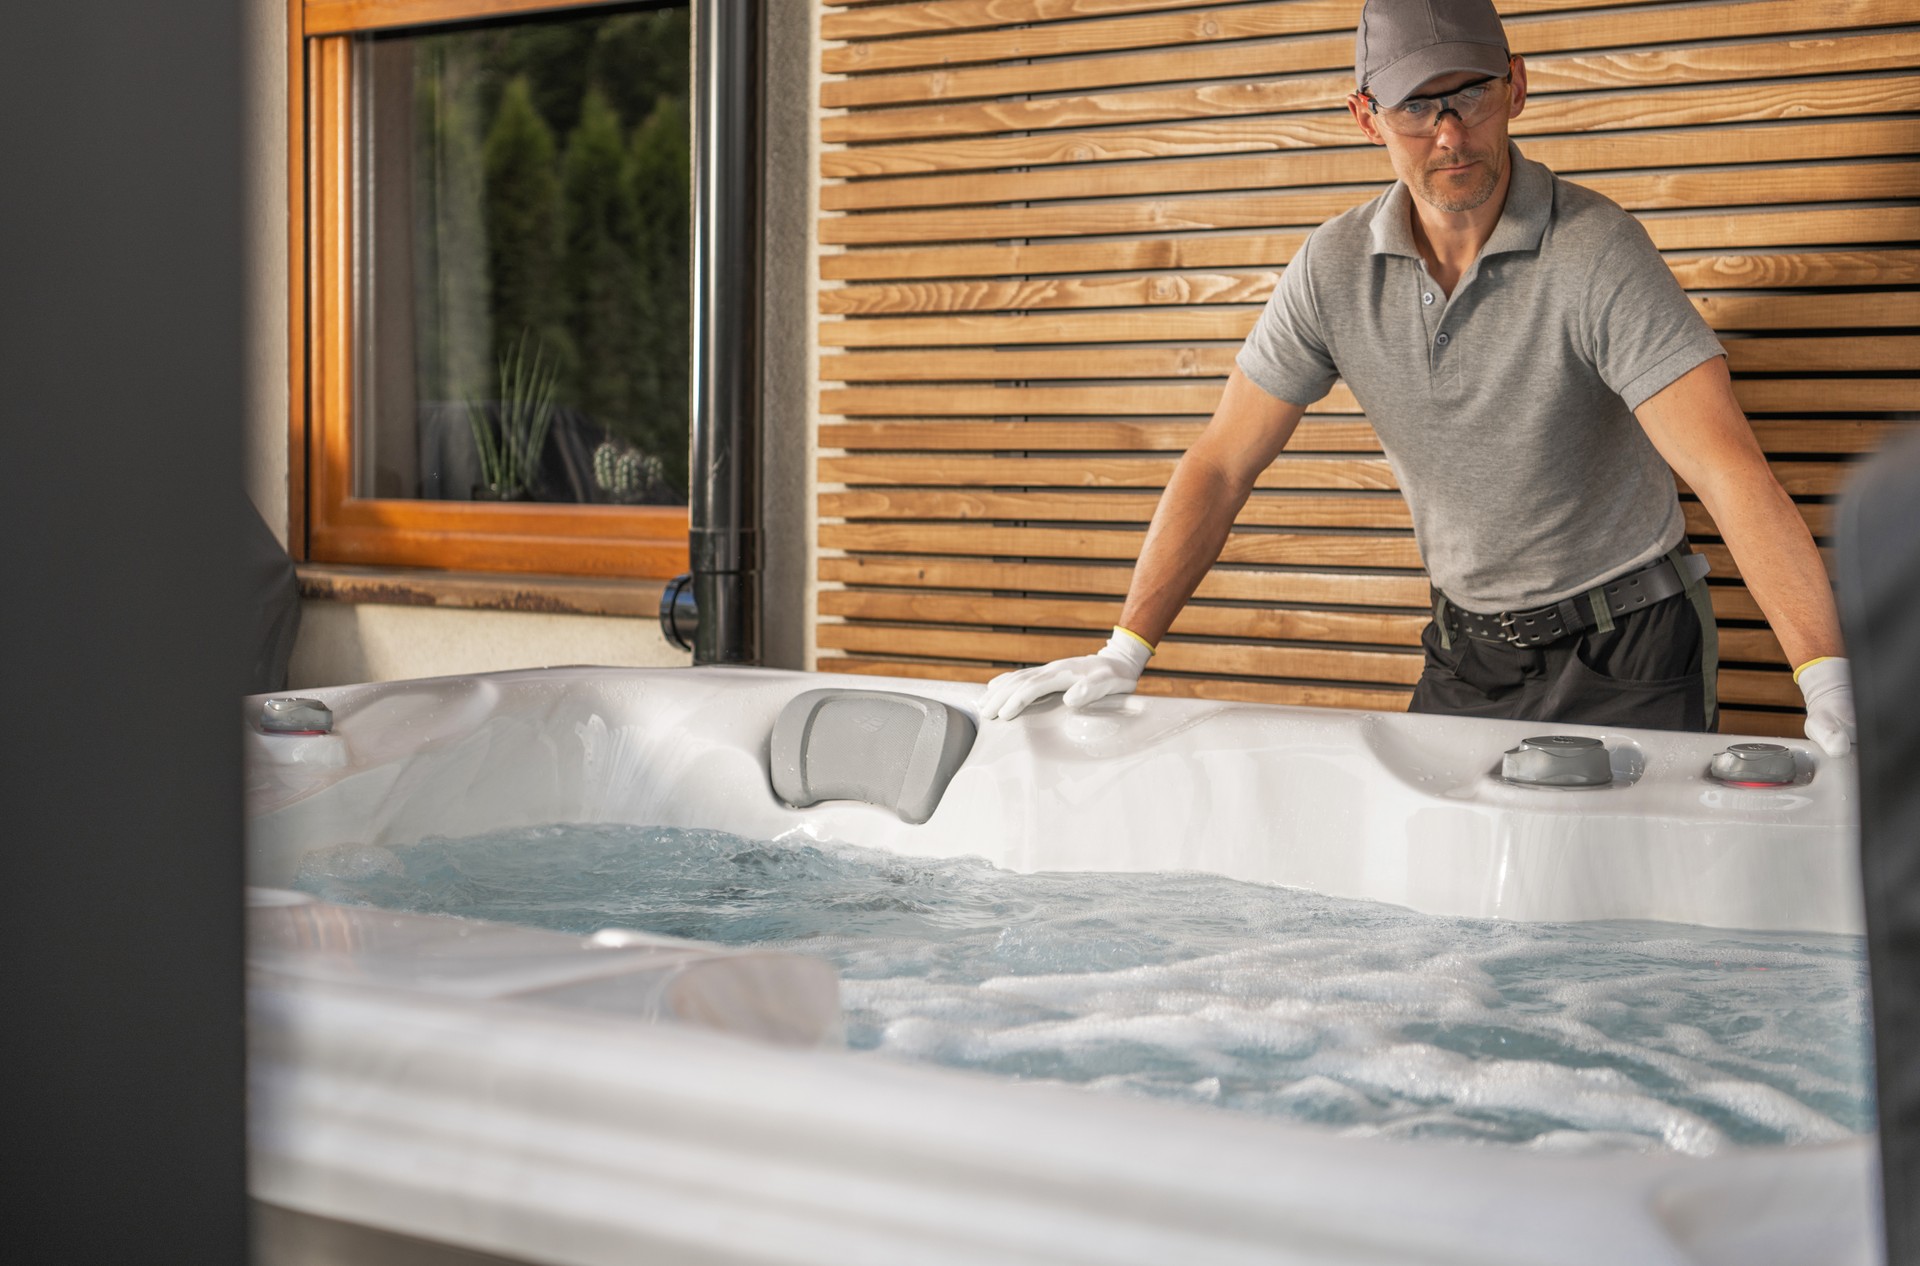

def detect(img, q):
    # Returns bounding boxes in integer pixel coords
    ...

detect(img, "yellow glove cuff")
[1113,625,1157,657]
[1792,656,1838,684]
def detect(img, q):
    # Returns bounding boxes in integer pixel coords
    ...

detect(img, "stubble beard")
[1415,145,1503,213]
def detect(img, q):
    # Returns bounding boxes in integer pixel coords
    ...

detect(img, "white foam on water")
[291,822,1872,1151]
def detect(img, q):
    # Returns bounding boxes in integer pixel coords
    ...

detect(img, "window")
[296,0,691,577]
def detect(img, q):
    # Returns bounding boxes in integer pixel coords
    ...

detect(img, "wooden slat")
[822,522,1427,567]
[823,566,1770,630]
[824,73,1920,178]
[822,381,1914,417]
[819,257,1920,332]
[824,119,1919,212]
[820,419,1905,455]
[822,0,1647,41]
[821,217,1920,282]
[824,32,1920,144]
[822,3,1917,115]
[1663,248,1920,286]
[824,0,1232,42]
[1720,709,1806,738]
[820,251,1920,317]
[819,454,1399,488]
[1692,290,1920,331]
[819,555,1436,607]
[1723,335,1920,373]
[818,556,1771,627]
[822,488,1415,528]
[1720,668,1800,709]
[820,337,1918,381]
[822,345,1241,379]
[827,2,1365,76]
[819,588,1431,645]
[819,587,1794,664]
[822,655,1420,711]
[820,488,1830,540]
[821,162,1920,245]
[820,623,1425,684]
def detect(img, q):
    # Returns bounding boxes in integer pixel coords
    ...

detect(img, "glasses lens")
[1380,79,1503,135]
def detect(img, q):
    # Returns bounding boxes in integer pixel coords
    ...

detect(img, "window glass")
[353,5,690,505]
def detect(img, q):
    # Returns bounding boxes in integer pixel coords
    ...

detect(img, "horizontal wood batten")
[822,655,1421,711]
[816,587,1790,665]
[822,0,1237,43]
[822,225,1920,283]
[823,33,1920,144]
[824,72,1920,178]
[817,336,1918,380]
[822,4,1917,116]
[824,120,1919,213]
[819,555,1436,606]
[821,381,1913,417]
[821,162,1920,245]
[819,419,1905,454]
[815,554,1771,623]
[820,0,1639,40]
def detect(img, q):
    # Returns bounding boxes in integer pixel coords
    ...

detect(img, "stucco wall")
[288,601,690,687]
[248,0,814,686]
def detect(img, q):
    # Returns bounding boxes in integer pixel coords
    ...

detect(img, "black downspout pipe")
[672,0,763,664]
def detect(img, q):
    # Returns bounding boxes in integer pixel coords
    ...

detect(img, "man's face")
[1347,57,1528,215]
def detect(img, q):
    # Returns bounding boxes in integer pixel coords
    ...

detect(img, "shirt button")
[1436,331,1450,346]
[1422,292,1434,305]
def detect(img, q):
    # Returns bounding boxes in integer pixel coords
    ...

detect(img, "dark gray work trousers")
[1408,586,1718,733]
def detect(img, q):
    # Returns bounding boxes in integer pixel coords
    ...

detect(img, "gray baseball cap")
[1356,0,1511,108]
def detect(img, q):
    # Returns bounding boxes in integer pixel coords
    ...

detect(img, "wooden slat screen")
[815,0,1920,735]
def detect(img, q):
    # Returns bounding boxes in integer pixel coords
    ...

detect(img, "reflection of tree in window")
[370,5,690,505]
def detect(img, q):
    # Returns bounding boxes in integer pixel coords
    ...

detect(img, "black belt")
[1439,550,1708,649]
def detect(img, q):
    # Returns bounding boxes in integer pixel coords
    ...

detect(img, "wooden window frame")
[290,0,689,578]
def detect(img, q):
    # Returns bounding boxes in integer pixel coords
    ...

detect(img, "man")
[981,0,1855,755]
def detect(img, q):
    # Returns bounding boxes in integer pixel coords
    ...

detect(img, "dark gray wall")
[760,0,813,671]
[0,1,249,1261]
[1836,434,1920,1266]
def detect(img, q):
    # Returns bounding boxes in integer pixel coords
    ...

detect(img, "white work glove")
[1796,657,1856,757]
[980,627,1153,721]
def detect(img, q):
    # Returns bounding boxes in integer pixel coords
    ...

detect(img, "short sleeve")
[1583,216,1726,410]
[1236,231,1339,407]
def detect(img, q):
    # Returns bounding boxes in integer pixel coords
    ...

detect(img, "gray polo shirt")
[1236,145,1726,612]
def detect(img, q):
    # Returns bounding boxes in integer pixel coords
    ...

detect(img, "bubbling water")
[293,823,1871,1154]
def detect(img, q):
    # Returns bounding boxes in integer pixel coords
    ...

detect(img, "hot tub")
[245,666,1876,1265]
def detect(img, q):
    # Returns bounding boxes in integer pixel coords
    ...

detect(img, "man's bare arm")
[1633,356,1842,669]
[1118,369,1308,644]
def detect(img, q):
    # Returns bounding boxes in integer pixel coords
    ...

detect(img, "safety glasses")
[1362,64,1514,137]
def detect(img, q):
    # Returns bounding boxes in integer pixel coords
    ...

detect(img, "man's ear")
[1507,55,1529,118]
[1347,93,1387,146]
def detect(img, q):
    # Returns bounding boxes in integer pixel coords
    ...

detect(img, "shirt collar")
[1368,143,1551,261]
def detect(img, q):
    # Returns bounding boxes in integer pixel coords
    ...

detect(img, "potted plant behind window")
[466,331,559,500]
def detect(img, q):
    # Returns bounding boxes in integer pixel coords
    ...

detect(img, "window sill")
[296,564,668,619]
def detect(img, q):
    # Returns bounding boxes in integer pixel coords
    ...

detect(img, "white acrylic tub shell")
[245,666,1876,1266]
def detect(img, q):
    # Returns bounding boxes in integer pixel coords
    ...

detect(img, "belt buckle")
[1498,611,1526,646]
